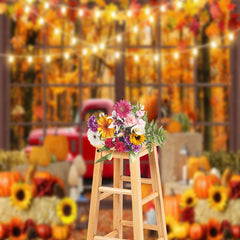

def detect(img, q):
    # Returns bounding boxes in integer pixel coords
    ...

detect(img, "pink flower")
[136,110,145,117]
[137,119,146,127]
[115,141,125,152]
[113,100,131,119]
[125,113,137,127]
[105,138,115,148]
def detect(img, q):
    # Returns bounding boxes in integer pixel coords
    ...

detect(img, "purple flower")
[88,115,99,132]
[113,100,132,119]
[125,145,130,152]
[132,144,141,153]
[125,135,131,146]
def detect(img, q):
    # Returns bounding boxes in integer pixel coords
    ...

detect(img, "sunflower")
[165,216,176,239]
[97,115,115,139]
[129,132,146,145]
[9,217,26,240]
[180,189,198,208]
[10,183,32,210]
[57,197,77,224]
[207,218,222,240]
[208,186,228,211]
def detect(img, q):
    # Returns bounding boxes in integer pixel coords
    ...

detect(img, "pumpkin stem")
[198,167,207,174]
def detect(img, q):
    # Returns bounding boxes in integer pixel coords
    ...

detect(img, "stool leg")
[130,156,144,240]
[87,151,104,240]
[149,147,168,240]
[113,158,123,238]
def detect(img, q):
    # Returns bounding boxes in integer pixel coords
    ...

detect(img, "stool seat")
[87,146,168,240]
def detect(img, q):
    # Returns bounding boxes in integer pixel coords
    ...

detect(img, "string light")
[134,54,139,62]
[100,43,105,50]
[193,48,198,56]
[116,35,122,42]
[154,54,159,62]
[83,49,87,55]
[71,37,77,45]
[8,55,14,63]
[61,6,66,15]
[93,46,98,53]
[44,2,50,10]
[46,55,51,63]
[27,56,33,63]
[145,8,150,15]
[95,10,100,18]
[211,41,217,48]
[160,5,166,12]
[39,17,45,25]
[174,52,179,59]
[115,52,120,59]
[78,9,84,17]
[64,52,70,59]
[149,16,154,23]
[111,11,116,19]
[176,1,183,9]
[133,26,138,33]
[127,10,132,17]
[229,32,234,41]
[54,28,60,35]
[27,0,33,3]
[25,6,30,14]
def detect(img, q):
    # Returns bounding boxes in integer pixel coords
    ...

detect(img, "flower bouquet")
[87,100,166,163]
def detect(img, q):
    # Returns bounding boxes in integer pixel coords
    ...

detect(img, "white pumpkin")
[210,167,221,180]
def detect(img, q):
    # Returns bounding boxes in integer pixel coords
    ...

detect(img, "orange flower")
[207,218,222,240]
[9,218,26,240]
[97,115,115,139]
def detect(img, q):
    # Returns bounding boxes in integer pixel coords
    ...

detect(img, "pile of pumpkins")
[29,135,69,166]
[163,163,240,240]
[167,113,190,133]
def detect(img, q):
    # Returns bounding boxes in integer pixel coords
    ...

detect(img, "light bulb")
[25,6,30,14]
[28,56,33,63]
[39,17,44,25]
[154,54,159,62]
[44,2,49,9]
[61,6,66,15]
[54,28,60,35]
[160,5,166,12]
[193,48,198,56]
[133,26,138,33]
[145,8,150,15]
[71,37,77,45]
[46,55,51,63]
[95,10,100,18]
[229,33,234,41]
[115,52,120,59]
[64,52,70,59]
[83,49,87,55]
[93,46,98,53]
[174,52,179,59]
[211,41,217,48]
[116,35,122,42]
[78,9,84,17]
[149,16,154,23]
[111,11,116,19]
[100,43,105,50]
[127,10,132,17]
[176,1,183,9]
[134,54,139,62]
[8,55,14,63]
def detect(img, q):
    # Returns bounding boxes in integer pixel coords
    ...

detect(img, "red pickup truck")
[25,99,150,178]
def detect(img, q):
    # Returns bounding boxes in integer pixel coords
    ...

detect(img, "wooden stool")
[87,145,168,240]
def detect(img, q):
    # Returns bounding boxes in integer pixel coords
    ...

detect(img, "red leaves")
[181,207,194,223]
[229,181,240,199]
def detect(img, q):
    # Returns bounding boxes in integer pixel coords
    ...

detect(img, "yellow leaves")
[218,0,234,13]
[183,0,198,16]
[101,4,118,23]
[206,22,220,37]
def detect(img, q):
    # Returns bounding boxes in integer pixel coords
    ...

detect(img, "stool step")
[120,176,152,184]
[121,220,158,231]
[94,236,127,240]
[142,192,159,205]
[99,186,132,195]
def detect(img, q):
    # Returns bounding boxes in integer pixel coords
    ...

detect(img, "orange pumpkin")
[140,93,158,121]
[29,146,52,167]
[231,174,240,182]
[44,135,69,162]
[167,121,182,133]
[163,189,181,221]
[0,171,22,196]
[52,225,69,240]
[35,171,52,180]
[194,175,219,198]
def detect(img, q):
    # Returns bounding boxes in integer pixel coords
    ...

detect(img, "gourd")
[167,121,182,133]
[29,146,51,167]
[0,171,22,196]
[171,113,190,132]
[43,135,69,162]
[52,225,69,240]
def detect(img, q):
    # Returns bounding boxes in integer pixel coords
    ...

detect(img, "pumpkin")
[187,156,210,180]
[163,189,181,221]
[36,224,52,239]
[0,223,9,239]
[140,93,158,121]
[171,113,190,132]
[194,174,219,198]
[173,222,190,239]
[231,225,240,239]
[230,174,240,182]
[167,121,182,133]
[35,171,52,180]
[0,171,22,196]
[52,225,69,240]
[29,147,51,167]
[44,135,69,161]
[189,223,205,240]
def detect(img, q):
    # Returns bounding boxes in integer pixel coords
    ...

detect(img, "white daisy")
[87,129,103,146]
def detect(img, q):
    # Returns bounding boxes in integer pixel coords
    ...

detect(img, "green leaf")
[98,145,110,152]
[95,153,113,164]
[129,151,137,163]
